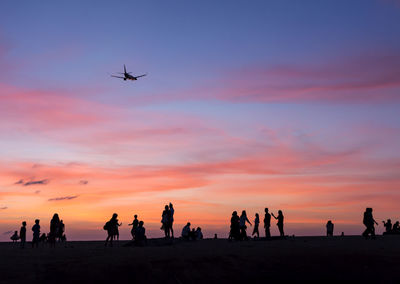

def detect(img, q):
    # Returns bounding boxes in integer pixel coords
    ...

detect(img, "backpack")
[103,221,110,230]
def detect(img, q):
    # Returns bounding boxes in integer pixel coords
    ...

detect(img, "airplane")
[111,65,147,81]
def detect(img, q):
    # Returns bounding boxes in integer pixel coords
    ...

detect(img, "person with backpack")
[104,213,121,247]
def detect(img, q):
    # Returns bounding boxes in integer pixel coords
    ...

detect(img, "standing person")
[230,211,240,240]
[264,208,271,239]
[239,210,252,240]
[104,213,120,247]
[49,213,60,247]
[32,219,40,248]
[362,208,378,239]
[129,215,139,240]
[169,203,175,238]
[20,221,27,248]
[59,220,65,242]
[272,210,285,237]
[161,205,171,238]
[326,220,334,237]
[252,213,260,238]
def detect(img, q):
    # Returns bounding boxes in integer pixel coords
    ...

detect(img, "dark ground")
[0,236,399,283]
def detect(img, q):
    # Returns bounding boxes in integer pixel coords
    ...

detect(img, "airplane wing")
[135,74,147,79]
[111,75,125,79]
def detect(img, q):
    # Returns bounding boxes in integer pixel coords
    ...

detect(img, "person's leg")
[170,222,174,238]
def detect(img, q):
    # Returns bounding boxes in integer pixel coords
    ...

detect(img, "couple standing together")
[264,208,284,238]
[161,203,175,238]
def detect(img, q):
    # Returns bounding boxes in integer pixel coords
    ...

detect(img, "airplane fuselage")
[124,73,137,80]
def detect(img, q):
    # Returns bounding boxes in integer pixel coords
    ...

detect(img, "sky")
[0,0,400,240]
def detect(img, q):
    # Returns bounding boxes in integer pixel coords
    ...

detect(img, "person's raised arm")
[271,213,278,220]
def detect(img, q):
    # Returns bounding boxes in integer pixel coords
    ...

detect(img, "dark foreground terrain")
[1,236,399,283]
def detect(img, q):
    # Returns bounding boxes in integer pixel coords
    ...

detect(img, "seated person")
[134,221,147,245]
[181,222,191,239]
[189,228,196,240]
[195,227,203,240]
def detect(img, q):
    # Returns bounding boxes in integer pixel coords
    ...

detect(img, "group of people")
[181,222,203,240]
[382,219,400,235]
[229,208,285,241]
[9,206,399,247]
[10,214,66,248]
[361,207,400,239]
[104,213,147,246]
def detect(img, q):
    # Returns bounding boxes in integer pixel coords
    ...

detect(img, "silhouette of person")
[393,221,400,234]
[230,211,240,240]
[264,208,271,239]
[32,219,40,248]
[239,210,252,240]
[195,227,203,240]
[190,228,197,240]
[59,220,65,242]
[181,222,191,240]
[161,205,171,238]
[326,220,334,237]
[252,213,260,238]
[49,213,60,247]
[169,203,175,238]
[104,213,121,247]
[129,215,139,240]
[134,221,147,246]
[20,221,26,248]
[272,210,284,237]
[362,208,378,239]
[10,231,19,243]
[382,219,392,235]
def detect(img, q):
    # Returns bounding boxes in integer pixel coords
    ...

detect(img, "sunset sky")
[1,0,400,240]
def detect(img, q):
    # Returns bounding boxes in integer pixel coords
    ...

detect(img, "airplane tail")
[124,64,126,74]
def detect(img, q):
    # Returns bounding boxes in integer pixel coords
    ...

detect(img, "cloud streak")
[15,179,49,186]
[48,195,79,201]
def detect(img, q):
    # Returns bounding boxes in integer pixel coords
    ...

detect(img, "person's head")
[169,203,173,208]
[139,221,144,227]
[242,210,246,216]
[366,207,372,213]
[112,213,118,219]
[327,220,332,224]
[134,214,138,219]
[165,205,169,210]
[60,220,63,223]
[35,219,40,224]
[196,227,201,231]
[387,219,391,223]
[278,210,282,215]
[192,228,195,232]
[265,208,269,213]
[232,211,237,216]
[256,213,259,217]
[22,221,26,226]
[52,213,59,220]
[187,222,191,227]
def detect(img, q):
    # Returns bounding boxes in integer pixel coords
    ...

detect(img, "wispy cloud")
[3,231,13,235]
[15,179,49,186]
[79,180,88,185]
[0,207,8,210]
[48,195,79,201]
